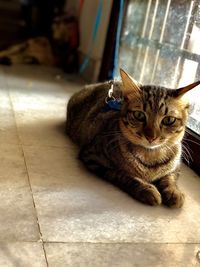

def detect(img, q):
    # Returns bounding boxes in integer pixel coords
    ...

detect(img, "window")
[119,0,200,173]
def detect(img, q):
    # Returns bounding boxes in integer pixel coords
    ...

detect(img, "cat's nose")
[145,135,157,143]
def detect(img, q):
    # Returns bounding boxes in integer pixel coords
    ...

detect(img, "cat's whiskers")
[106,136,128,154]
[181,141,193,163]
[181,147,191,165]
[100,131,121,137]
[163,144,176,156]
[183,137,200,147]
[181,137,199,163]
[106,135,123,149]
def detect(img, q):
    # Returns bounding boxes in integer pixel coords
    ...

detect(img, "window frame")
[184,129,200,175]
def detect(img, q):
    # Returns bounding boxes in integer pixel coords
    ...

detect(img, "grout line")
[21,144,72,149]
[5,69,49,267]
[0,240,199,245]
[42,241,200,245]
[21,158,49,267]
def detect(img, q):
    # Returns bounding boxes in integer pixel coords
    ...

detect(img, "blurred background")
[0,0,66,47]
[0,0,115,81]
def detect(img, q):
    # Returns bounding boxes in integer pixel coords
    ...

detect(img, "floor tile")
[0,65,200,266]
[0,242,47,267]
[6,66,82,147]
[24,145,200,243]
[4,65,83,91]
[0,89,19,145]
[45,243,200,267]
[0,67,7,87]
[0,144,39,241]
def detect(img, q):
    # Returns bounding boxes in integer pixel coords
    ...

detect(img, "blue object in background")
[79,0,103,74]
[111,0,124,79]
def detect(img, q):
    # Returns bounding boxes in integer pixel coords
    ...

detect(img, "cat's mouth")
[143,143,162,149]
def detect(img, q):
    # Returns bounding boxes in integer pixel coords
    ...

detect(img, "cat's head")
[119,69,200,149]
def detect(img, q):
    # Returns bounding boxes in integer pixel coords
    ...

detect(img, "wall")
[65,0,113,82]
[0,0,21,48]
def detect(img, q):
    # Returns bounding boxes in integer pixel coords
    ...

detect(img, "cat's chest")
[121,145,181,181]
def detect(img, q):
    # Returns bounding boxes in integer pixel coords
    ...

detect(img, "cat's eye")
[162,116,176,126]
[133,111,146,122]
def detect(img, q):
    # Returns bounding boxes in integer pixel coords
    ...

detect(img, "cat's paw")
[138,185,162,206]
[162,187,185,208]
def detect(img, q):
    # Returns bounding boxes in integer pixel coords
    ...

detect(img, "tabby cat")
[66,69,199,208]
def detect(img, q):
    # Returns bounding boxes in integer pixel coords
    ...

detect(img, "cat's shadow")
[54,121,67,136]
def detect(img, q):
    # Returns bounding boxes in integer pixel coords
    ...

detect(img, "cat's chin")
[142,143,162,150]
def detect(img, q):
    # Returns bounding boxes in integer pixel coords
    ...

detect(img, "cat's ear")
[174,80,200,97]
[120,68,141,98]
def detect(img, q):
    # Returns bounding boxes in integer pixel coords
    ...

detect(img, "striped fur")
[66,70,197,208]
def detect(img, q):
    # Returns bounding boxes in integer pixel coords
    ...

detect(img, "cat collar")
[101,80,122,112]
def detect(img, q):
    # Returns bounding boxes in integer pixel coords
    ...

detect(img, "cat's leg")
[79,148,161,206]
[104,169,162,206]
[154,173,184,208]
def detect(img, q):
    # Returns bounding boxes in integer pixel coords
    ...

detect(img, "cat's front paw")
[138,185,162,206]
[162,187,185,208]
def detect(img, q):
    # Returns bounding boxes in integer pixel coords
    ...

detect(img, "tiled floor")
[0,66,200,267]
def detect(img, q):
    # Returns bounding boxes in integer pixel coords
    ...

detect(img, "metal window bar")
[122,37,200,64]
[173,0,194,86]
[174,0,199,87]
[150,0,171,83]
[121,0,200,87]
[134,0,152,75]
[139,0,159,82]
